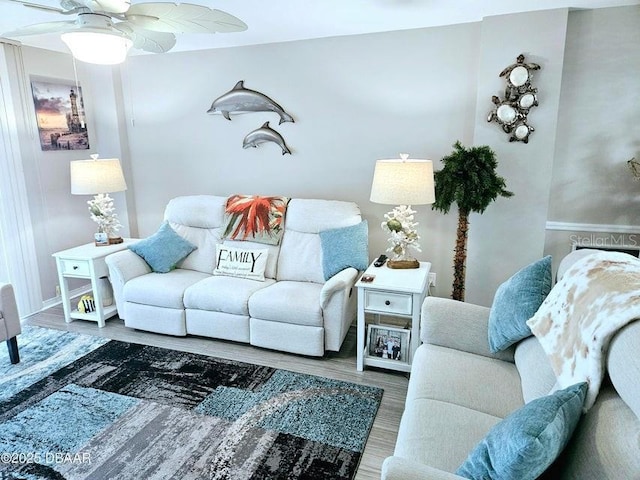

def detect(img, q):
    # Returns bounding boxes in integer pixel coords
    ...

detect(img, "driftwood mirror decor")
[487,54,540,143]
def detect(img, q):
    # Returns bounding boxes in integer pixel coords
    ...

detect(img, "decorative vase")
[98,276,113,307]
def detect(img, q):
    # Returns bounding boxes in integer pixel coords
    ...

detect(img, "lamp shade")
[61,30,132,65]
[370,153,435,205]
[70,157,127,195]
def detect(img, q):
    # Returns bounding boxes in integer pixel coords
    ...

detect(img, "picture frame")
[367,324,409,362]
[30,77,90,151]
[94,232,109,246]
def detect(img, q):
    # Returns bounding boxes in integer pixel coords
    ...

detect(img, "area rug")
[0,326,383,480]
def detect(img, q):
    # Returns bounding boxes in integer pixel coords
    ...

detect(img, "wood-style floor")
[25,307,409,480]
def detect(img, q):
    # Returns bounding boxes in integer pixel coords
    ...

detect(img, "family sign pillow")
[214,244,269,281]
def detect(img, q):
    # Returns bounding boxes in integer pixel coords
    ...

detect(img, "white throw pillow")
[213,244,268,281]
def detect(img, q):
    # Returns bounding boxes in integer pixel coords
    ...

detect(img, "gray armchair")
[0,283,21,364]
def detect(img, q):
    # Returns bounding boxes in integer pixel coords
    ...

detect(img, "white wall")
[119,23,481,297]
[11,5,640,307]
[548,7,640,226]
[465,9,569,305]
[543,6,640,272]
[17,48,102,301]
[11,48,128,302]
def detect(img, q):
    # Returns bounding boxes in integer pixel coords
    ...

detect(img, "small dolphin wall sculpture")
[243,121,291,155]
[207,80,294,125]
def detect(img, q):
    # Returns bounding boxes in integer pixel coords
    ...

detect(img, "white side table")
[52,239,137,327]
[356,261,431,372]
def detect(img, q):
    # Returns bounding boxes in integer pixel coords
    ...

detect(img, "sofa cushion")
[556,386,640,479]
[164,195,226,228]
[277,231,325,283]
[456,382,587,480]
[170,224,221,274]
[488,255,552,352]
[129,222,197,273]
[608,320,640,419]
[319,220,369,280]
[184,276,275,315]
[409,344,523,419]
[223,194,289,245]
[277,199,362,283]
[213,244,269,281]
[285,198,362,233]
[124,270,210,309]
[164,195,227,274]
[394,398,503,473]
[515,336,557,403]
[249,281,323,327]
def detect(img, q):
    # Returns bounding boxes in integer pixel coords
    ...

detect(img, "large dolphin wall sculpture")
[207,80,294,125]
[242,122,291,155]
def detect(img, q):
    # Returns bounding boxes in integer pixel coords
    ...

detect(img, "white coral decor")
[87,193,122,237]
[381,205,421,258]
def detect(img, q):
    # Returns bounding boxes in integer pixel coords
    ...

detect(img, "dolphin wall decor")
[207,81,294,124]
[243,122,291,155]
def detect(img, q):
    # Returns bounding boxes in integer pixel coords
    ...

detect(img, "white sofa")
[105,195,365,356]
[382,250,640,479]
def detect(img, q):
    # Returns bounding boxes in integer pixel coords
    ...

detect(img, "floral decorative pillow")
[223,195,290,246]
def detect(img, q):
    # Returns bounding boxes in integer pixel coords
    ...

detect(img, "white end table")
[356,260,431,372]
[52,239,137,327]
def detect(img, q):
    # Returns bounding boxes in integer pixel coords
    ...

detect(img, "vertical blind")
[0,39,43,316]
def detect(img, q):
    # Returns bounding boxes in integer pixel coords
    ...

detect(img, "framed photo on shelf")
[368,325,409,362]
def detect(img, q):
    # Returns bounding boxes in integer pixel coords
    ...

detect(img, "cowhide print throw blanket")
[527,251,640,411]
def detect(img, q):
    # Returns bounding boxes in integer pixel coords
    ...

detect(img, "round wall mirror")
[509,66,529,87]
[519,93,536,109]
[497,104,517,124]
[514,124,530,139]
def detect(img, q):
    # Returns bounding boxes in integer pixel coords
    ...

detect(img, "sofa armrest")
[320,267,359,351]
[382,457,466,480]
[0,283,21,340]
[105,250,151,318]
[320,267,358,309]
[421,297,515,362]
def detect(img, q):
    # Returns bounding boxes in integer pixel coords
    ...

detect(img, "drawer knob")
[73,265,78,270]
[385,300,391,306]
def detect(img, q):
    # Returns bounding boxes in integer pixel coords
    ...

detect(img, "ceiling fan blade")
[125,3,247,33]
[115,22,176,53]
[8,0,66,13]
[2,20,75,37]
[77,0,130,14]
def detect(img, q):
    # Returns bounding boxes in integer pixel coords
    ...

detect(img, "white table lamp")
[70,154,127,245]
[370,153,435,268]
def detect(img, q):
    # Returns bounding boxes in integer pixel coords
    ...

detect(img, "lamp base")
[387,259,420,269]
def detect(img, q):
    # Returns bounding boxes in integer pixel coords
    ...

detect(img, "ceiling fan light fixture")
[61,30,133,65]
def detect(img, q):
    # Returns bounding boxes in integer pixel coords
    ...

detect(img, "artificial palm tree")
[432,141,513,301]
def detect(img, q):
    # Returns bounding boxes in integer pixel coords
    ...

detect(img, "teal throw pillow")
[319,220,369,280]
[456,382,587,480]
[488,255,552,352]
[129,222,197,273]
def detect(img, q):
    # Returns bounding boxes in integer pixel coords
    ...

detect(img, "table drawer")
[364,290,412,315]
[61,259,91,277]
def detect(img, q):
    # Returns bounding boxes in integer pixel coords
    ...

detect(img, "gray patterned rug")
[0,326,383,479]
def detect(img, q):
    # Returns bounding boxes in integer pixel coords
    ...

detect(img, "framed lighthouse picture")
[30,77,90,151]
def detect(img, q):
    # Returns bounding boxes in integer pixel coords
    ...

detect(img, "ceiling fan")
[2,0,247,64]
